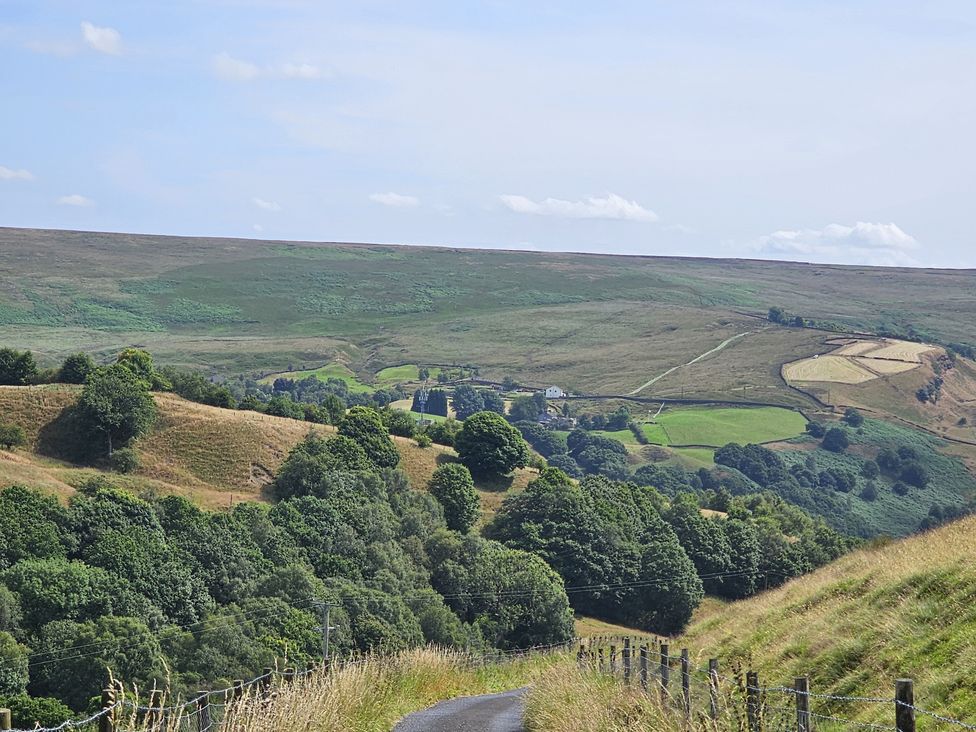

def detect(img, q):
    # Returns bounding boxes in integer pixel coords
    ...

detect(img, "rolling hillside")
[0,385,534,513]
[2,227,976,406]
[679,515,976,722]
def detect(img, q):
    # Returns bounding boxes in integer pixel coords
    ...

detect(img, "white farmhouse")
[544,385,565,399]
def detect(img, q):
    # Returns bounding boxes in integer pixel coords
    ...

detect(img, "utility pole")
[318,602,337,667]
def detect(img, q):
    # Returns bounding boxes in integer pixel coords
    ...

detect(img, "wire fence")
[577,636,976,732]
[1,639,576,732]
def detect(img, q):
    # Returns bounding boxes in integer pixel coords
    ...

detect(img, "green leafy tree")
[0,631,28,696]
[822,427,850,453]
[115,348,164,388]
[507,395,541,423]
[0,348,37,385]
[0,424,25,450]
[664,494,732,594]
[57,353,96,384]
[0,486,73,571]
[382,408,417,438]
[29,616,165,711]
[0,694,72,730]
[625,532,703,634]
[451,385,485,420]
[720,518,761,599]
[272,434,372,500]
[424,418,462,446]
[843,408,864,427]
[339,406,400,468]
[1,558,120,631]
[455,411,529,477]
[78,365,157,456]
[428,463,479,533]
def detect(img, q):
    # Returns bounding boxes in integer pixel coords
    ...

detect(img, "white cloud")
[0,166,34,181]
[281,63,323,80]
[213,53,324,82]
[369,192,420,208]
[81,21,121,55]
[755,221,920,266]
[214,53,260,81]
[57,194,94,207]
[252,197,281,212]
[498,193,659,222]
[252,224,264,233]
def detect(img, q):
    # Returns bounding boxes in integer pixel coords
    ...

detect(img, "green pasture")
[641,406,806,447]
[258,362,372,393]
[375,364,443,385]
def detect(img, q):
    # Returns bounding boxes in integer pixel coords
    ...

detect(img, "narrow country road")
[629,331,752,395]
[394,688,527,732]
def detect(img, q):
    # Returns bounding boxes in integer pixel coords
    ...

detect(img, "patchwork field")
[784,337,938,386]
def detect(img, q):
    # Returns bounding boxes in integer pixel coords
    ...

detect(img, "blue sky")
[1,1,974,267]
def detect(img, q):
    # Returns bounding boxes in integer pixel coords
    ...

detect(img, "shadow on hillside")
[36,404,102,464]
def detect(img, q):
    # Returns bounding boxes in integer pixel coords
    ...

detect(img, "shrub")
[805,421,826,438]
[108,447,140,474]
[843,408,864,427]
[455,412,529,477]
[0,424,26,450]
[822,428,849,453]
[414,434,432,448]
[57,353,96,384]
[892,482,910,496]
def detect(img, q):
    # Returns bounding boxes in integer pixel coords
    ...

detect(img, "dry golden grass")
[675,514,976,723]
[867,341,937,363]
[854,357,919,375]
[0,386,537,512]
[574,616,648,638]
[782,355,877,384]
[111,648,564,732]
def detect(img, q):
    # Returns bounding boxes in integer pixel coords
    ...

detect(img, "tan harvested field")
[0,386,534,510]
[854,357,918,375]
[782,354,877,383]
[834,339,883,356]
[866,340,936,362]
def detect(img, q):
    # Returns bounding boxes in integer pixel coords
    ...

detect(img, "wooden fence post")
[660,643,671,700]
[283,667,296,683]
[681,649,691,717]
[795,677,810,732]
[610,644,618,675]
[640,645,649,691]
[97,686,116,732]
[146,689,163,728]
[598,647,606,673]
[623,638,632,683]
[578,644,586,670]
[0,708,11,731]
[233,679,245,702]
[196,691,211,732]
[746,671,761,732]
[709,659,720,720]
[261,667,274,696]
[896,679,915,732]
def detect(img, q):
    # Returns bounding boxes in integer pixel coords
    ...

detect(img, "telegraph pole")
[318,602,337,668]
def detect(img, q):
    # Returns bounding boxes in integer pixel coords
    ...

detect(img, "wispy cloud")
[213,53,325,82]
[81,21,122,55]
[57,194,94,207]
[755,221,920,266]
[499,193,659,222]
[369,192,420,208]
[252,197,281,212]
[0,166,34,181]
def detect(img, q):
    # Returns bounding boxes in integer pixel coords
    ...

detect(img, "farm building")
[544,385,565,398]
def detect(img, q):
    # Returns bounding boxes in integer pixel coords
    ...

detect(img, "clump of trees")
[428,463,480,533]
[0,424,25,450]
[0,348,38,386]
[451,385,504,420]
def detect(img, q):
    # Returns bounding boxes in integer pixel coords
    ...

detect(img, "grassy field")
[592,407,805,448]
[525,515,976,730]
[0,385,533,511]
[257,362,372,392]
[4,227,976,407]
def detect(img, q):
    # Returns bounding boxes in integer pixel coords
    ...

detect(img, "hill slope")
[3,227,976,403]
[679,515,976,722]
[0,385,533,511]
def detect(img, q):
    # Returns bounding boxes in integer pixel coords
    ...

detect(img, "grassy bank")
[112,648,566,732]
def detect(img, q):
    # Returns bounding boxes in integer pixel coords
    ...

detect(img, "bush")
[0,424,26,450]
[805,421,826,438]
[822,427,850,453]
[900,460,930,488]
[57,353,96,384]
[860,481,879,502]
[108,447,140,474]
[892,481,910,496]
[414,434,432,448]
[843,408,864,427]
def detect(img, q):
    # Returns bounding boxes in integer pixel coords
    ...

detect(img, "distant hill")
[679,514,976,722]
[0,385,533,514]
[2,227,975,405]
